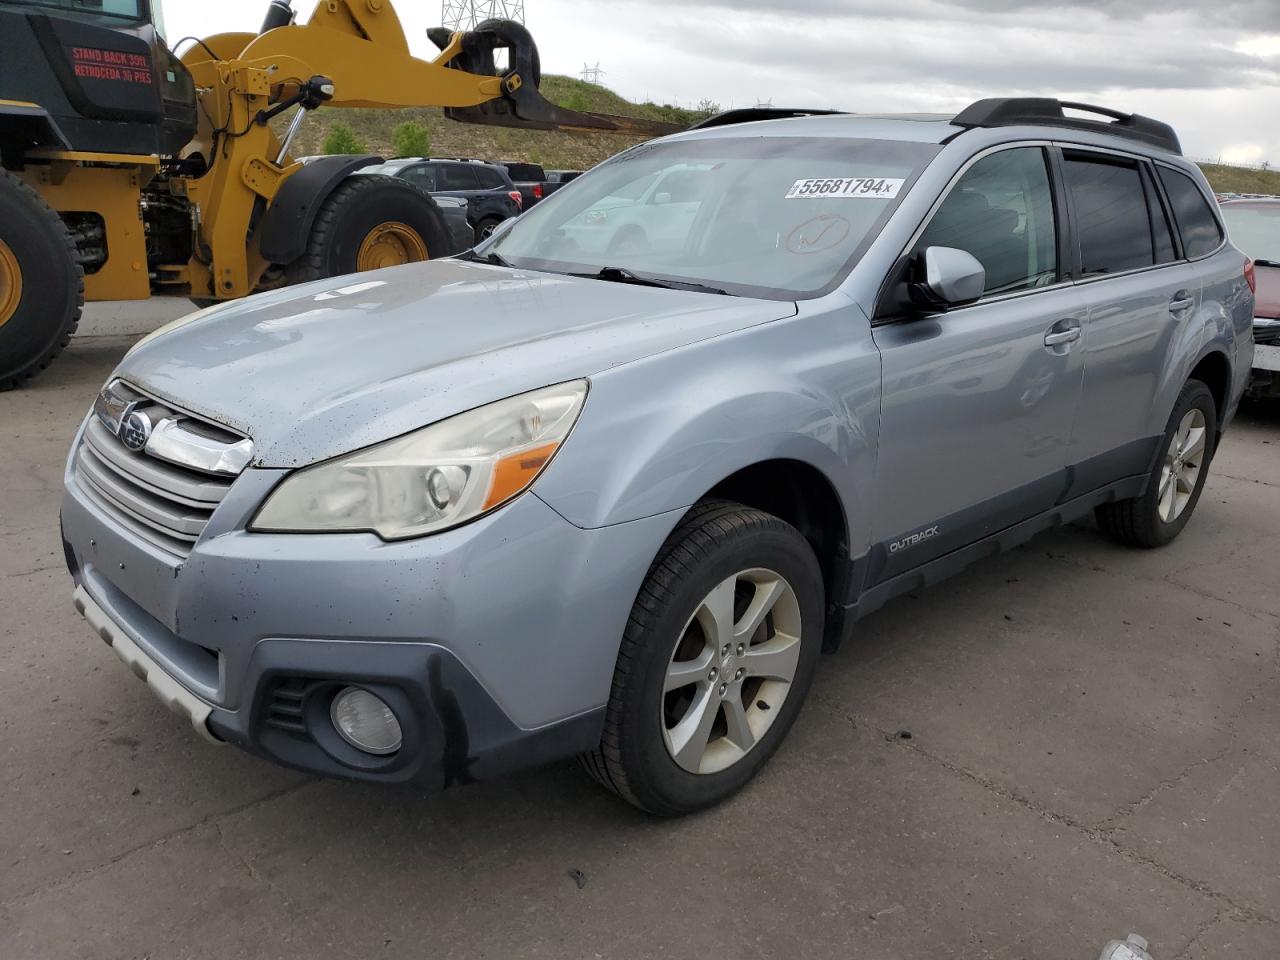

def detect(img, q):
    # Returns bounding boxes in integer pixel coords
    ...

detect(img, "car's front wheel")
[582,500,823,816]
[1095,379,1218,548]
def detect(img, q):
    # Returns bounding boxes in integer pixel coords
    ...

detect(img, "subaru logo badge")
[119,410,153,452]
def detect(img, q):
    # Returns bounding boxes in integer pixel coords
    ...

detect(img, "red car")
[1220,198,1280,398]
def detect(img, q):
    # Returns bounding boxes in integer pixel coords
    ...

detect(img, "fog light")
[330,687,402,755]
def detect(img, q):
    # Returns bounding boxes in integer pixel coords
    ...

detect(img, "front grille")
[74,389,248,557]
[1255,320,1280,346]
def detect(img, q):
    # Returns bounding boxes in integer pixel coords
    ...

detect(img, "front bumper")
[62,442,681,786]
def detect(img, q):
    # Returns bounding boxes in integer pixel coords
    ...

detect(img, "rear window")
[504,163,543,181]
[1158,167,1224,259]
[1063,155,1155,276]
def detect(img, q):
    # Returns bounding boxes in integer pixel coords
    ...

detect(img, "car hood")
[116,259,795,467]
[1255,262,1280,318]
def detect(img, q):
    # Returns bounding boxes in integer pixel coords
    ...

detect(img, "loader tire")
[285,175,449,284]
[0,169,83,391]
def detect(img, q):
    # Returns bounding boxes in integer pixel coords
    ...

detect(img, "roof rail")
[688,107,847,131]
[951,98,1181,154]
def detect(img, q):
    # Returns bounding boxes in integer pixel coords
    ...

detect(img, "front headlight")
[250,381,587,540]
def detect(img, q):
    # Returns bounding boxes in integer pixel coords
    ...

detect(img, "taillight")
[533,183,543,200]
[508,190,522,210]
[1245,259,1256,294]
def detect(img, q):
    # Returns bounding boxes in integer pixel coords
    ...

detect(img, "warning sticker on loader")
[785,177,904,199]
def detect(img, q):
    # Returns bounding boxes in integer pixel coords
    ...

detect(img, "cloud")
[158,0,1280,162]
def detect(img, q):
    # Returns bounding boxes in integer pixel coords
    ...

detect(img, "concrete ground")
[2,303,1278,960]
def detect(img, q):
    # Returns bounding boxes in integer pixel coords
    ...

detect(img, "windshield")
[485,136,941,299]
[12,0,146,23]
[1221,204,1280,264]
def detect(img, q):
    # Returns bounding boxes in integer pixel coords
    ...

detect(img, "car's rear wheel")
[1095,379,1217,548]
[582,499,823,816]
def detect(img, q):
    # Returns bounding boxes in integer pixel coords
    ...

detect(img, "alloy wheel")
[662,568,803,775]
[1158,408,1207,523]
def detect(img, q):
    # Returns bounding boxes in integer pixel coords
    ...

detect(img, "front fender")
[534,304,881,557]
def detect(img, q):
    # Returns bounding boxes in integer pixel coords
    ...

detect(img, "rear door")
[1061,148,1206,489]
[869,145,1088,582]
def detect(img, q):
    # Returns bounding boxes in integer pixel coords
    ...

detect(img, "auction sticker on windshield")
[785,177,904,199]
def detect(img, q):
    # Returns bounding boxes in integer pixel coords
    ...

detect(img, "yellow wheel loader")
[0,0,676,389]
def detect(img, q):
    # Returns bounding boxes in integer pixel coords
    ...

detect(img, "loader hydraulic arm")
[171,0,672,300]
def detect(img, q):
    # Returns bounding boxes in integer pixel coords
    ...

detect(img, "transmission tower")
[440,0,525,30]
[581,62,605,85]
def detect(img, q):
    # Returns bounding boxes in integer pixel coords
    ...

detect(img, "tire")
[284,175,450,284]
[582,499,824,816]
[0,169,83,391]
[1095,379,1218,548]
[473,216,503,244]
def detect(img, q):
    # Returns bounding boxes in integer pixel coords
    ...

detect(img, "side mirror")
[910,246,985,311]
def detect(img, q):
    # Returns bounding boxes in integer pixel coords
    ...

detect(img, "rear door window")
[915,146,1058,295]
[441,164,480,190]
[1062,154,1156,275]
[1158,167,1224,259]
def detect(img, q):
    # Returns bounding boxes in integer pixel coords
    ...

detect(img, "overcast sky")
[161,0,1279,163]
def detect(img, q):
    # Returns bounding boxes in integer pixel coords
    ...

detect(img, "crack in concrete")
[1093,664,1277,834]
[1215,471,1279,490]
[3,564,62,579]
[814,694,1278,927]
[1045,540,1280,624]
[212,817,301,917]
[0,779,314,909]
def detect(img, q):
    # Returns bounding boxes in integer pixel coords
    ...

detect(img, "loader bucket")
[432,20,682,137]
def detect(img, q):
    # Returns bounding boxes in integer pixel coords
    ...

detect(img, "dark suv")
[363,158,522,243]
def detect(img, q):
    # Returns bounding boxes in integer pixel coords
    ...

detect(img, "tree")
[694,98,721,120]
[322,121,366,155]
[391,120,431,158]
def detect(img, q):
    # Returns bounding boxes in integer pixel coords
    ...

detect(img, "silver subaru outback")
[62,98,1255,815]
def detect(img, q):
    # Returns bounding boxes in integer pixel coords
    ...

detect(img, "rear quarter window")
[475,167,509,189]
[1158,167,1224,259]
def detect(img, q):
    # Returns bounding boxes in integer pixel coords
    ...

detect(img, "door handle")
[1170,291,1195,314]
[1044,327,1081,347]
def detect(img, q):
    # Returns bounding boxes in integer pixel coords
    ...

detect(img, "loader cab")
[0,0,196,159]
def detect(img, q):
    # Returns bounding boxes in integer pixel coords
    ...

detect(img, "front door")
[869,145,1087,583]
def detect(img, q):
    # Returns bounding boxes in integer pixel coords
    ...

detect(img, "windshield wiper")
[458,249,514,267]
[574,265,729,296]
[1253,258,1280,268]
